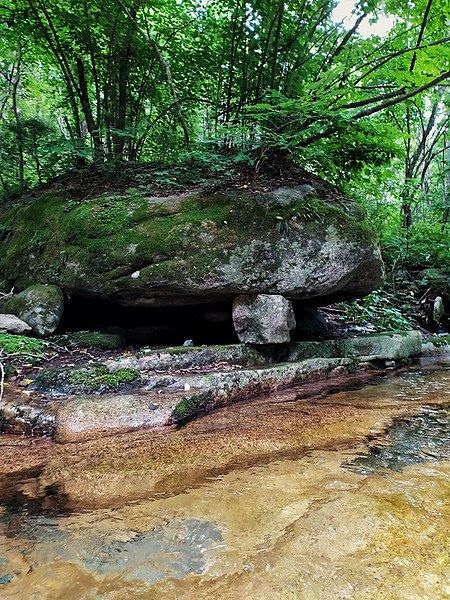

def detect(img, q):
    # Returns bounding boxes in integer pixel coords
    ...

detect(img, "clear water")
[0,357,449,599]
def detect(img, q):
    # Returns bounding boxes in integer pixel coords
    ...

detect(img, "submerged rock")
[2,284,64,337]
[0,185,383,308]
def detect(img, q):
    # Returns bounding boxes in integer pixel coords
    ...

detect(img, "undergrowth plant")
[337,287,419,332]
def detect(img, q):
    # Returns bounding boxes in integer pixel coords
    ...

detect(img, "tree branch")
[354,70,450,119]
[116,0,191,149]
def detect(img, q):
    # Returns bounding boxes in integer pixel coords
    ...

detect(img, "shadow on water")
[0,464,224,586]
[0,466,70,522]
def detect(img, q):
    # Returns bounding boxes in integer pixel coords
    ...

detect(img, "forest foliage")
[1,0,450,274]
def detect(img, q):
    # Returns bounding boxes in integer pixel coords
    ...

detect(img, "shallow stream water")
[0,357,449,599]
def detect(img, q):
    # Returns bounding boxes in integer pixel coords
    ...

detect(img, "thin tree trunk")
[75,58,103,159]
[11,40,24,189]
[269,0,284,89]
[117,0,191,149]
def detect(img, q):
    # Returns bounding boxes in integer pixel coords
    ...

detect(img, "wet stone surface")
[0,356,449,599]
[346,404,450,474]
[0,514,222,585]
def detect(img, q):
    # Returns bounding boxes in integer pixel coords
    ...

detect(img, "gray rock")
[3,284,64,337]
[0,185,383,308]
[337,331,422,361]
[433,296,445,323]
[281,330,422,362]
[233,294,296,344]
[0,313,32,334]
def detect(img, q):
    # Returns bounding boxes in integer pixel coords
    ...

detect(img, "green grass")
[0,332,47,363]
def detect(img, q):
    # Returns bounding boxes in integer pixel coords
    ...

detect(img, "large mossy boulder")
[0,184,383,307]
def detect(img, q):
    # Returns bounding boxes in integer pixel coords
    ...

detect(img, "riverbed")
[0,357,449,599]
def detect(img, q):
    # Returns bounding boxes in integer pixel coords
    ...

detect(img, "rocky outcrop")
[232,294,296,344]
[55,357,356,441]
[0,185,383,308]
[2,284,64,337]
[282,331,422,362]
[2,330,423,440]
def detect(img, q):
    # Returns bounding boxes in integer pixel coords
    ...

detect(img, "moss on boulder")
[0,184,383,307]
[51,330,122,350]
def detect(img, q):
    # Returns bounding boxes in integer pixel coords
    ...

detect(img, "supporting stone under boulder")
[232,294,296,344]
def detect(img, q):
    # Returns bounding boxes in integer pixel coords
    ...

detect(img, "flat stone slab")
[0,314,32,334]
[283,331,422,362]
[55,391,186,443]
[55,357,355,441]
[103,344,269,373]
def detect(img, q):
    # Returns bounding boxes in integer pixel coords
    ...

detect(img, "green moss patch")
[31,364,140,394]
[0,332,46,356]
[0,333,48,376]
[172,392,210,423]
[0,184,378,296]
[51,331,122,350]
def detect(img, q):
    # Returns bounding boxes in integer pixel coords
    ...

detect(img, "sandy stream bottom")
[0,360,449,599]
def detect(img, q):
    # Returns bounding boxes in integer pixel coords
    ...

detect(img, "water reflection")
[0,358,449,599]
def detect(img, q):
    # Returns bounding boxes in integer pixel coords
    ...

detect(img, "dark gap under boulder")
[58,295,239,347]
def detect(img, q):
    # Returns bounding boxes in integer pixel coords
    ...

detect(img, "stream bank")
[0,330,425,442]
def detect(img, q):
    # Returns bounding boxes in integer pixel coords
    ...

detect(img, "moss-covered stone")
[337,331,422,360]
[31,363,140,395]
[106,343,268,372]
[51,330,122,350]
[0,185,383,307]
[172,393,205,423]
[3,284,64,337]
[169,357,357,424]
